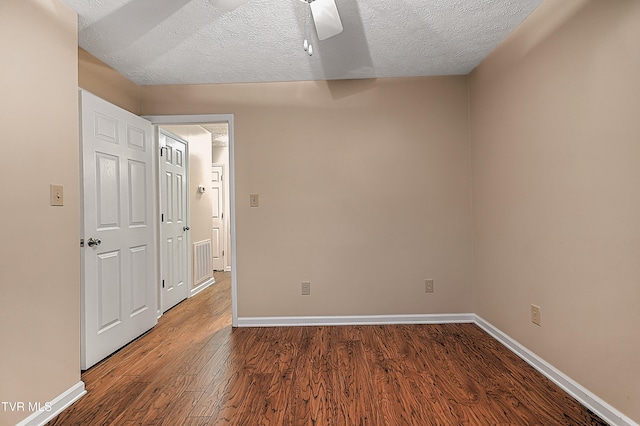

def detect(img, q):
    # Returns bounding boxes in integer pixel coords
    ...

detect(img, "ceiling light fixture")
[300,0,343,56]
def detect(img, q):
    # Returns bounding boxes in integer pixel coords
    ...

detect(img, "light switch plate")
[250,194,259,207]
[50,184,64,206]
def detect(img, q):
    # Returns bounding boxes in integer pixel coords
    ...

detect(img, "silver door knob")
[87,237,102,247]
[183,226,190,231]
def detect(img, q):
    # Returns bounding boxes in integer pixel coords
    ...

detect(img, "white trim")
[228,116,238,327]
[237,313,475,327]
[153,126,163,321]
[143,114,222,124]
[144,114,238,327]
[474,315,638,426]
[16,381,86,426]
[190,276,215,297]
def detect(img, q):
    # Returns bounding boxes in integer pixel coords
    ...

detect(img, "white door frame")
[145,114,238,327]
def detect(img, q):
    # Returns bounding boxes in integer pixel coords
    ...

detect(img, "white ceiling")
[202,123,230,146]
[61,0,542,86]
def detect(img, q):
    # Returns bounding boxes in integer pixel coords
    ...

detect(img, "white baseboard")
[474,315,637,426]
[15,381,86,426]
[190,276,215,298]
[237,313,475,327]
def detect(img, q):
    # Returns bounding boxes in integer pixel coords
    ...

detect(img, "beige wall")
[79,48,141,115]
[162,125,214,287]
[469,0,640,422]
[141,77,474,317]
[0,1,81,425]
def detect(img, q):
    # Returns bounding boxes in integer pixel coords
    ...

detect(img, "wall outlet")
[301,282,311,296]
[424,279,434,293]
[531,304,541,326]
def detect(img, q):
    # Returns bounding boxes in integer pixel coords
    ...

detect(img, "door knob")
[183,226,190,231]
[87,237,102,247]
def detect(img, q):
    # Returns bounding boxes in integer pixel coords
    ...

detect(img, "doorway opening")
[147,114,238,327]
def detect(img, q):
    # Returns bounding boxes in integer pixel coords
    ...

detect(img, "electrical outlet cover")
[531,305,541,326]
[425,279,434,293]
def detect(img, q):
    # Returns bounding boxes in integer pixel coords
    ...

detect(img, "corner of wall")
[78,48,142,115]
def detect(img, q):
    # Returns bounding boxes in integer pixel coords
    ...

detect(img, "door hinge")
[160,146,165,157]
[80,239,84,247]
[221,212,223,219]
[161,213,164,222]
[222,250,224,257]
[162,279,165,289]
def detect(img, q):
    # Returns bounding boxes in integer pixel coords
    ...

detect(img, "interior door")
[160,131,190,312]
[80,90,157,370]
[211,165,225,271]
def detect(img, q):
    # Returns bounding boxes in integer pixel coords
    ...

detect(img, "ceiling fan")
[212,0,343,55]
[300,0,344,56]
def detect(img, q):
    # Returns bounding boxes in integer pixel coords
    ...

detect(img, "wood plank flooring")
[48,272,607,425]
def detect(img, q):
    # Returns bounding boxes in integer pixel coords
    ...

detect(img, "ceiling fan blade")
[310,0,343,41]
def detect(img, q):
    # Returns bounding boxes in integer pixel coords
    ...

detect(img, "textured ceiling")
[202,123,230,146]
[61,0,542,86]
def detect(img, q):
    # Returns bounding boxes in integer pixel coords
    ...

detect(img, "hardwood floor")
[48,272,607,425]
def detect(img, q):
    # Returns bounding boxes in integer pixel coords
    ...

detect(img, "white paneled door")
[80,90,157,370]
[159,131,190,312]
[211,165,225,271]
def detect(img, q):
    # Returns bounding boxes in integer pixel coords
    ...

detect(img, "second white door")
[211,165,225,271]
[160,131,190,312]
